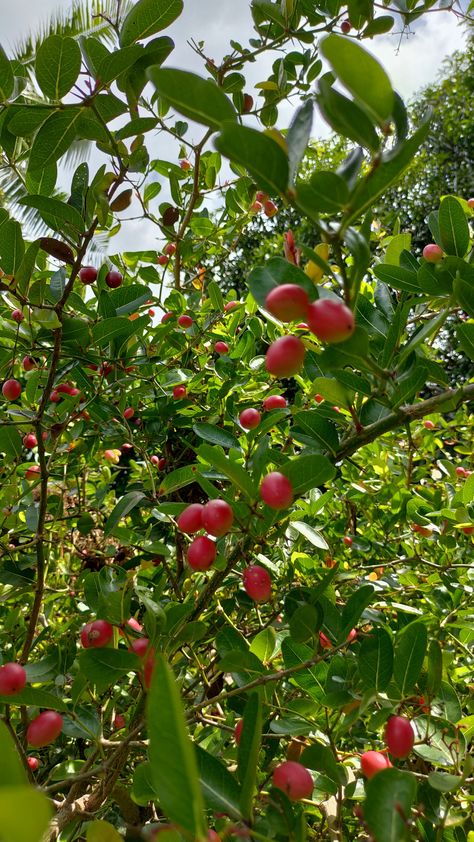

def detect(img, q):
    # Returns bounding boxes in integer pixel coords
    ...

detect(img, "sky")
[0,0,467,254]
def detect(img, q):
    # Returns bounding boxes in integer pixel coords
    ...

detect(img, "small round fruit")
[214,341,229,354]
[165,243,176,256]
[272,761,313,801]
[423,243,444,263]
[173,385,187,399]
[251,200,262,213]
[260,472,293,509]
[242,93,254,113]
[456,466,467,477]
[341,19,351,32]
[265,284,309,322]
[265,335,305,378]
[424,420,435,430]
[79,266,98,285]
[177,503,205,534]
[307,299,355,344]
[385,715,415,759]
[0,662,27,696]
[27,756,39,771]
[180,159,192,170]
[105,270,123,288]
[202,499,234,537]
[178,314,193,328]
[161,312,174,323]
[27,711,63,747]
[25,465,40,481]
[11,309,24,323]
[2,379,22,401]
[23,433,37,449]
[360,750,392,778]
[187,536,217,571]
[343,536,353,547]
[263,395,287,410]
[22,356,36,371]
[234,719,243,745]
[158,457,166,470]
[114,714,126,730]
[130,638,153,659]
[314,393,324,403]
[157,255,169,266]
[123,407,134,420]
[224,301,238,312]
[319,631,333,649]
[243,565,272,602]
[264,200,278,218]
[144,653,156,689]
[239,408,261,430]
[81,619,114,649]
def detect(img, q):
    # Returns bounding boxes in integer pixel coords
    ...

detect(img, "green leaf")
[301,742,346,786]
[384,233,411,266]
[281,455,336,497]
[195,745,242,819]
[290,521,328,550]
[321,34,394,124]
[462,471,474,504]
[427,771,462,793]
[247,257,314,306]
[104,490,146,536]
[19,195,84,233]
[92,316,144,348]
[317,79,380,152]
[215,124,289,197]
[79,649,139,693]
[364,769,417,842]
[393,621,428,696]
[281,638,327,701]
[340,584,374,639]
[0,721,28,787]
[438,195,470,257]
[0,686,68,712]
[121,0,183,46]
[372,264,419,293]
[289,604,320,643]
[362,15,395,37]
[454,275,474,318]
[158,464,201,495]
[131,762,157,805]
[86,820,123,842]
[250,627,277,662]
[0,45,14,101]
[0,220,24,274]
[0,425,22,459]
[193,423,241,450]
[292,411,339,455]
[358,628,393,691]
[311,377,352,408]
[287,99,313,186]
[147,68,237,131]
[99,45,144,84]
[296,171,349,215]
[198,444,256,500]
[237,693,262,820]
[426,639,442,696]
[148,656,207,838]
[0,787,52,842]
[390,366,428,407]
[35,35,81,100]
[29,108,82,171]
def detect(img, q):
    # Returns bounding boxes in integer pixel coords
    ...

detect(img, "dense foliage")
[0,1,473,841]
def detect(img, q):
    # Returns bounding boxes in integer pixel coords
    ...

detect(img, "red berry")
[343,536,353,547]
[319,631,333,649]
[11,309,24,323]
[0,662,27,696]
[144,653,156,689]
[256,191,268,203]
[79,266,98,285]
[242,93,254,113]
[81,619,114,649]
[187,536,217,571]
[27,756,39,771]
[467,198,474,209]
[22,356,36,371]
[251,201,262,212]
[272,761,313,800]
[243,565,272,602]
[161,312,174,323]
[173,385,187,399]
[130,638,153,659]
[177,503,205,534]
[214,341,229,354]
[239,408,261,430]
[148,308,155,317]
[307,299,355,344]
[25,465,40,481]
[180,159,192,170]
[113,714,126,730]
[360,750,392,778]
[178,314,193,328]
[423,244,443,263]
[424,420,435,430]
[234,719,243,745]
[202,499,234,537]
[265,335,305,378]
[265,285,309,322]
[314,394,324,403]
[151,455,160,465]
[126,617,142,633]
[462,525,474,535]
[341,19,351,32]
[27,711,63,747]
[165,243,177,256]
[455,466,467,477]
[158,458,166,470]
[157,255,169,266]
[123,407,134,420]
[385,716,415,759]
[264,200,278,218]
[2,379,22,401]
[347,628,357,643]
[105,270,123,288]
[224,301,238,312]
[263,395,287,410]
[23,433,37,449]
[260,472,293,509]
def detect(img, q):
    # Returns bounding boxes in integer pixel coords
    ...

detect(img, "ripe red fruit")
[2,379,22,401]
[157,254,169,266]
[202,499,234,537]
[265,284,309,322]
[239,408,261,430]
[272,761,313,800]
[11,309,24,323]
[264,199,278,217]
[105,270,123,288]
[178,314,193,328]
[251,200,262,213]
[341,19,351,32]
[343,536,353,547]
[307,299,355,344]
[151,454,160,466]
[424,420,435,430]
[177,503,205,534]
[27,756,39,771]
[126,617,142,633]
[79,266,98,285]
[224,301,238,312]
[81,619,114,649]
[27,711,63,747]
[263,395,287,410]
[161,312,174,323]
[468,198,474,209]
[314,393,324,403]
[113,714,126,730]
[23,433,37,449]
[165,243,177,256]
[158,457,166,470]
[319,631,333,650]
[242,93,254,112]
[234,719,243,745]
[243,565,272,602]
[187,536,217,571]
[25,465,40,481]
[173,385,187,399]
[462,525,474,535]
[123,407,134,420]
[423,243,444,263]
[455,466,467,477]
[256,191,268,203]
[130,638,153,659]
[214,341,229,354]
[260,472,293,509]
[0,662,27,696]
[385,715,415,759]
[180,159,192,170]
[360,750,392,778]
[265,335,305,378]
[22,356,36,371]
[144,653,156,689]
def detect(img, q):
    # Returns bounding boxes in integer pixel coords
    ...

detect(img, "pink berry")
[27,711,63,747]
[343,536,353,547]
[265,285,309,322]
[2,379,22,401]
[263,395,287,410]
[385,716,415,759]
[22,356,36,371]
[423,244,444,263]
[224,301,238,312]
[265,335,305,378]
[180,159,192,170]
[178,314,193,328]
[173,385,187,399]
[243,565,272,602]
[105,270,123,288]
[239,408,261,430]
[80,619,114,649]
[157,255,169,266]
[126,617,142,633]
[0,662,27,696]
[23,433,37,449]
[341,19,351,32]
[214,341,229,354]
[202,499,234,537]
[314,394,324,403]
[11,309,24,323]
[307,299,355,344]
[161,312,174,323]
[129,638,154,659]
[151,455,160,465]
[360,751,392,778]
[264,200,278,218]
[114,714,126,730]
[79,266,98,285]
[272,761,313,800]
[187,536,217,571]
[424,420,435,430]
[260,472,293,509]
[123,407,134,420]
[177,503,205,534]
[25,465,40,481]
[27,756,39,771]
[234,719,243,744]
[319,631,333,649]
[165,243,177,256]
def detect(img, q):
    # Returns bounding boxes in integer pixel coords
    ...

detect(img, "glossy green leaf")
[36,35,81,99]
[121,0,183,46]
[358,627,393,691]
[311,377,352,408]
[193,423,241,450]
[281,638,327,701]
[148,68,237,130]
[78,649,139,693]
[158,464,201,495]
[365,769,417,842]
[362,15,395,37]
[250,627,277,662]
[393,621,427,696]
[0,425,22,459]
[321,34,394,123]
[148,656,207,838]
[131,762,157,806]
[29,108,82,171]
[317,78,380,152]
[0,686,68,712]
[438,195,470,257]
[456,323,474,361]
[0,787,52,842]
[195,745,241,818]
[290,521,329,550]
[287,99,313,185]
[426,639,443,696]
[86,820,123,842]
[292,411,339,455]
[281,455,337,496]
[296,171,349,215]
[340,584,374,639]
[289,604,320,643]
[301,742,346,786]
[19,195,84,232]
[0,220,24,274]
[454,275,474,318]
[372,264,419,293]
[0,721,28,787]
[0,46,14,101]
[248,257,315,306]
[104,490,146,536]
[215,124,289,197]
[198,444,256,500]
[237,692,262,820]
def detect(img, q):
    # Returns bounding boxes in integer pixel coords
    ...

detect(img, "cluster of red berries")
[177,499,234,571]
[360,715,415,778]
[81,618,155,689]
[157,242,177,266]
[0,662,62,747]
[251,190,278,218]
[238,396,287,431]
[79,267,123,288]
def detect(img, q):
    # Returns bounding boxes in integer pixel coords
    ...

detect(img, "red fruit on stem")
[272,761,313,800]
[265,335,305,378]
[161,312,174,323]
[214,341,229,354]
[180,159,192,170]
[126,617,142,633]
[341,19,351,32]
[467,197,474,209]
[123,407,134,420]
[144,653,156,689]
[242,93,254,113]
[343,536,353,547]
[151,455,160,465]
[25,465,40,481]
[113,714,126,730]
[251,201,262,213]
[187,536,217,571]
[360,750,392,778]
[177,503,205,534]
[239,408,261,430]
[263,395,287,410]
[105,270,123,288]
[256,191,268,203]
[27,711,63,747]
[0,662,27,696]
[423,243,444,263]
[314,393,324,403]
[173,385,187,399]
[11,309,24,323]
[455,466,467,477]
[2,379,22,401]
[307,299,355,344]
[23,433,37,449]
[165,243,177,256]
[234,719,243,745]
[130,638,153,659]
[243,565,272,602]
[157,255,169,266]
[319,631,333,649]
[81,619,114,649]
[385,716,415,759]
[22,356,36,371]
[202,499,234,537]
[265,284,309,322]
[158,458,166,470]
[224,301,238,312]
[27,756,39,771]
[79,266,98,285]
[178,314,193,328]
[264,199,278,217]
[424,420,435,430]
[260,472,293,509]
